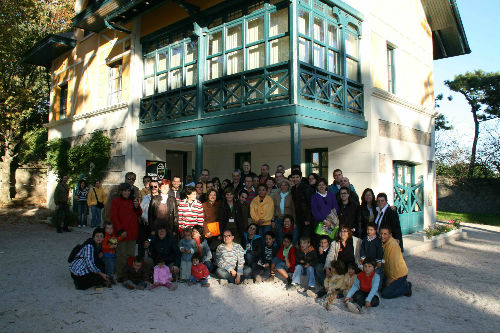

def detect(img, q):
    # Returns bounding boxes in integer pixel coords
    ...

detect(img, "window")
[108,61,122,105]
[387,44,395,93]
[306,148,328,178]
[59,84,67,120]
[345,24,359,81]
[235,152,251,171]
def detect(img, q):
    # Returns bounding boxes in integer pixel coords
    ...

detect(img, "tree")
[434,94,453,131]
[445,70,500,178]
[477,123,500,175]
[0,0,73,202]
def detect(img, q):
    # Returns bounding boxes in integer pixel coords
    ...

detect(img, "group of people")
[61,162,412,314]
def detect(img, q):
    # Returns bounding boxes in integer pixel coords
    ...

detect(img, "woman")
[218,187,245,242]
[241,223,263,268]
[337,186,360,235]
[177,186,204,232]
[76,179,89,227]
[311,178,339,244]
[202,189,221,249]
[69,227,109,289]
[324,225,362,270]
[308,172,320,191]
[271,179,295,239]
[265,177,278,195]
[239,189,251,227]
[359,188,377,238]
[148,179,178,236]
[87,180,107,228]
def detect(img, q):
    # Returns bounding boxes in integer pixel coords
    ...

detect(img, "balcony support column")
[290,122,301,168]
[195,134,204,182]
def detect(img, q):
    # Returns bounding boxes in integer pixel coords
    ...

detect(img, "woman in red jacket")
[110,183,142,281]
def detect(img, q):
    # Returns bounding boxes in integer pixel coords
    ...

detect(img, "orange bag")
[206,221,220,237]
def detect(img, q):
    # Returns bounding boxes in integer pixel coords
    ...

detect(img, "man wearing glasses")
[215,229,252,285]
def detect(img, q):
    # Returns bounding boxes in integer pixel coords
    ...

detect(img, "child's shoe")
[219,279,229,286]
[255,275,263,283]
[266,275,275,283]
[188,281,195,286]
[242,278,254,285]
[346,301,361,314]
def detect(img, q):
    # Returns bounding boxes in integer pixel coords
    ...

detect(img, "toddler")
[152,259,177,290]
[123,256,151,290]
[343,263,357,295]
[102,222,126,283]
[345,257,381,314]
[271,234,296,284]
[315,235,331,296]
[189,253,210,287]
[179,228,197,281]
[324,260,347,310]
[290,236,317,296]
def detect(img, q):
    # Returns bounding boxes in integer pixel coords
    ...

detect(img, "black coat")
[148,234,181,266]
[218,200,245,241]
[148,195,178,234]
[338,199,360,232]
[377,206,403,252]
[359,204,378,238]
[291,182,313,225]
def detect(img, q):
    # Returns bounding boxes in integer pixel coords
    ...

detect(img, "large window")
[59,84,67,120]
[345,25,360,81]
[108,61,122,105]
[306,148,328,178]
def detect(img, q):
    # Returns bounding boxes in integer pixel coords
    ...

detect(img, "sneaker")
[266,276,275,283]
[255,275,263,283]
[405,282,412,297]
[78,225,82,228]
[306,288,317,298]
[287,283,297,291]
[346,301,361,314]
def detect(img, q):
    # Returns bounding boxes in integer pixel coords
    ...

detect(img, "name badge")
[229,218,235,223]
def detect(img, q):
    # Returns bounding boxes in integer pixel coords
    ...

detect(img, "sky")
[433,0,500,145]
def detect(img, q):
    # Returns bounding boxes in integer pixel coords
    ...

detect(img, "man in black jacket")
[147,227,181,277]
[290,170,313,237]
[374,193,403,252]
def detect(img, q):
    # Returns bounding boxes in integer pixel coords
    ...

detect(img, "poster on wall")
[146,160,167,181]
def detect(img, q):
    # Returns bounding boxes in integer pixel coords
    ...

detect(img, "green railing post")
[291,122,301,167]
[195,134,203,181]
[289,0,298,105]
[194,22,206,119]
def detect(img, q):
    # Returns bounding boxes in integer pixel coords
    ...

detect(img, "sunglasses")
[151,185,158,189]
[127,177,136,181]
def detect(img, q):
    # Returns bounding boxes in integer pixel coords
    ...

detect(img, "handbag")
[93,188,105,209]
[206,221,220,237]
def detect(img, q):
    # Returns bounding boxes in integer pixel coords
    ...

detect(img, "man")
[54,175,71,233]
[290,170,313,237]
[274,171,285,186]
[242,176,257,204]
[215,229,251,284]
[168,176,182,204]
[275,164,285,175]
[375,193,403,251]
[240,161,257,185]
[195,182,206,203]
[336,177,359,204]
[380,226,412,298]
[328,169,344,195]
[199,169,210,193]
[258,164,270,185]
[147,226,181,279]
[231,169,244,193]
[138,180,158,257]
[250,185,274,237]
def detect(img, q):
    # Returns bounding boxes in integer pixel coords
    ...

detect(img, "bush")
[424,220,461,239]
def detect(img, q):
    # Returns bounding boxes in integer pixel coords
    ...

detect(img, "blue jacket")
[242,233,263,258]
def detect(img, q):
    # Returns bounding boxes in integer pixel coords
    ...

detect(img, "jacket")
[202,200,222,235]
[359,204,377,238]
[149,234,182,267]
[291,182,313,224]
[324,236,362,270]
[382,236,408,281]
[250,195,274,226]
[191,262,210,281]
[54,182,69,205]
[295,245,318,266]
[148,194,178,233]
[271,191,295,220]
[87,186,107,207]
[311,192,338,223]
[275,244,296,272]
[218,200,245,240]
[123,262,150,284]
[377,205,403,251]
[110,196,142,241]
[242,233,263,258]
[153,265,172,284]
[346,272,381,303]
[102,232,125,255]
[337,199,360,231]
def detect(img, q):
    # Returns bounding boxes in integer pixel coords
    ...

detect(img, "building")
[25,0,469,234]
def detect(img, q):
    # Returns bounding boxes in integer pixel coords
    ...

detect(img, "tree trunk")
[468,108,480,179]
[0,154,14,203]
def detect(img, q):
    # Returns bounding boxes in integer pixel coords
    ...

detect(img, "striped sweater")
[178,199,204,230]
[215,243,245,275]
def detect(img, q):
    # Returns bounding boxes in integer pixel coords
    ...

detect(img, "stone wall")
[436,176,500,214]
[14,166,47,204]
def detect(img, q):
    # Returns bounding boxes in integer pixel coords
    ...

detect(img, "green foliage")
[47,131,111,184]
[18,127,48,165]
[437,211,500,227]
[434,94,453,131]
[423,220,461,239]
[436,162,497,179]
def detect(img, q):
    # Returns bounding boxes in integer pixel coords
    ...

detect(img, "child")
[152,258,177,290]
[271,234,296,284]
[192,226,213,272]
[254,231,279,283]
[289,236,318,296]
[345,257,381,314]
[179,227,197,281]
[278,215,299,246]
[123,256,151,290]
[315,235,331,297]
[324,260,347,310]
[344,263,357,295]
[360,223,383,271]
[102,222,126,283]
[189,253,210,287]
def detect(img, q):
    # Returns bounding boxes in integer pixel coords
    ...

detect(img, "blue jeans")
[90,205,102,227]
[381,275,409,299]
[203,260,214,273]
[103,254,116,276]
[189,276,209,284]
[258,225,272,237]
[272,257,288,271]
[292,264,316,288]
[215,266,252,283]
[77,201,88,226]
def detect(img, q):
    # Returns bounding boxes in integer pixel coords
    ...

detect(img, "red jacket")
[275,245,296,272]
[102,233,125,254]
[110,196,142,241]
[191,263,209,281]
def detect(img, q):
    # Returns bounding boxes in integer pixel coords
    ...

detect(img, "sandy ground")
[0,208,499,333]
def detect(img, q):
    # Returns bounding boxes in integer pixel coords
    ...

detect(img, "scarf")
[283,244,292,258]
[279,191,289,214]
[375,204,389,232]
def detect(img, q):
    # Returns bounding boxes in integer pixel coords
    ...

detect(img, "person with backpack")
[69,227,109,290]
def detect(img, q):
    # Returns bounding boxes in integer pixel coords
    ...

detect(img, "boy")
[102,222,127,283]
[189,253,210,287]
[179,228,197,281]
[254,231,279,283]
[123,256,151,290]
[271,234,296,284]
[289,236,317,296]
[345,257,381,314]
[360,223,383,270]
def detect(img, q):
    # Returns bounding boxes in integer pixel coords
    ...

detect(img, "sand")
[0,208,499,333]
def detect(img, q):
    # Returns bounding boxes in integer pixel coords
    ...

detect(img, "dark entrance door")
[166,150,188,183]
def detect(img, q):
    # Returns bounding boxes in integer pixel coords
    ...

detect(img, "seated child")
[179,227,197,281]
[315,235,331,293]
[345,257,381,314]
[254,231,279,283]
[123,256,151,290]
[102,222,126,283]
[324,260,347,310]
[189,253,210,287]
[315,210,339,240]
[152,258,177,290]
[360,223,383,272]
[290,236,318,296]
[343,263,357,295]
[192,226,213,272]
[271,234,296,284]
[278,215,299,246]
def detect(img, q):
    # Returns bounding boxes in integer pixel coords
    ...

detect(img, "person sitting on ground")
[179,227,197,281]
[189,253,210,287]
[102,222,126,283]
[250,184,274,237]
[315,235,331,297]
[380,226,412,299]
[344,257,381,314]
[69,227,109,290]
[323,259,348,310]
[375,193,403,251]
[278,214,299,246]
[344,263,357,295]
[215,229,252,284]
[122,256,151,290]
[241,223,264,269]
[146,226,181,279]
[253,231,279,283]
[360,223,383,271]
[271,233,296,284]
[192,226,213,272]
[152,258,177,290]
[324,224,363,272]
[289,236,318,296]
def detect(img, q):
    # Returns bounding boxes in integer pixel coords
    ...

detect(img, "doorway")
[166,150,188,183]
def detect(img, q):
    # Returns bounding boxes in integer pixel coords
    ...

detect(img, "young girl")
[102,222,126,283]
[179,228,197,281]
[152,258,177,290]
[192,226,213,272]
[189,253,210,287]
[279,215,299,246]
[344,257,381,314]
[271,234,296,284]
[324,260,347,310]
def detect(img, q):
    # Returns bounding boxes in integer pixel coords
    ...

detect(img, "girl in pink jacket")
[152,259,177,290]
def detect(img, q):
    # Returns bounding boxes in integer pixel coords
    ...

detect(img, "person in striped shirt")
[177,186,204,234]
[215,229,252,284]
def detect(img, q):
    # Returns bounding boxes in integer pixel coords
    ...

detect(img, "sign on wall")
[146,160,167,181]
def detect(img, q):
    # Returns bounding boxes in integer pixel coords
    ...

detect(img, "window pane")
[185,41,197,63]
[347,58,359,81]
[269,8,288,37]
[227,25,242,49]
[144,77,154,96]
[208,31,222,55]
[270,36,289,65]
[144,56,155,76]
[158,51,167,72]
[298,9,309,35]
[158,73,167,93]
[328,49,339,74]
[328,24,338,49]
[170,68,182,89]
[186,64,197,86]
[227,50,243,75]
[345,33,358,58]
[298,37,310,63]
[247,43,265,70]
[313,43,324,69]
[171,45,182,68]
[208,56,223,80]
[247,16,264,43]
[314,17,324,42]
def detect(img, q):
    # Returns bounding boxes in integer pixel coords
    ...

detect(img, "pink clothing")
[154,265,172,284]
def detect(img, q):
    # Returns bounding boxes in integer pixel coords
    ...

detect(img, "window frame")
[305,148,328,179]
[108,60,123,105]
[59,83,68,120]
[387,43,396,94]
